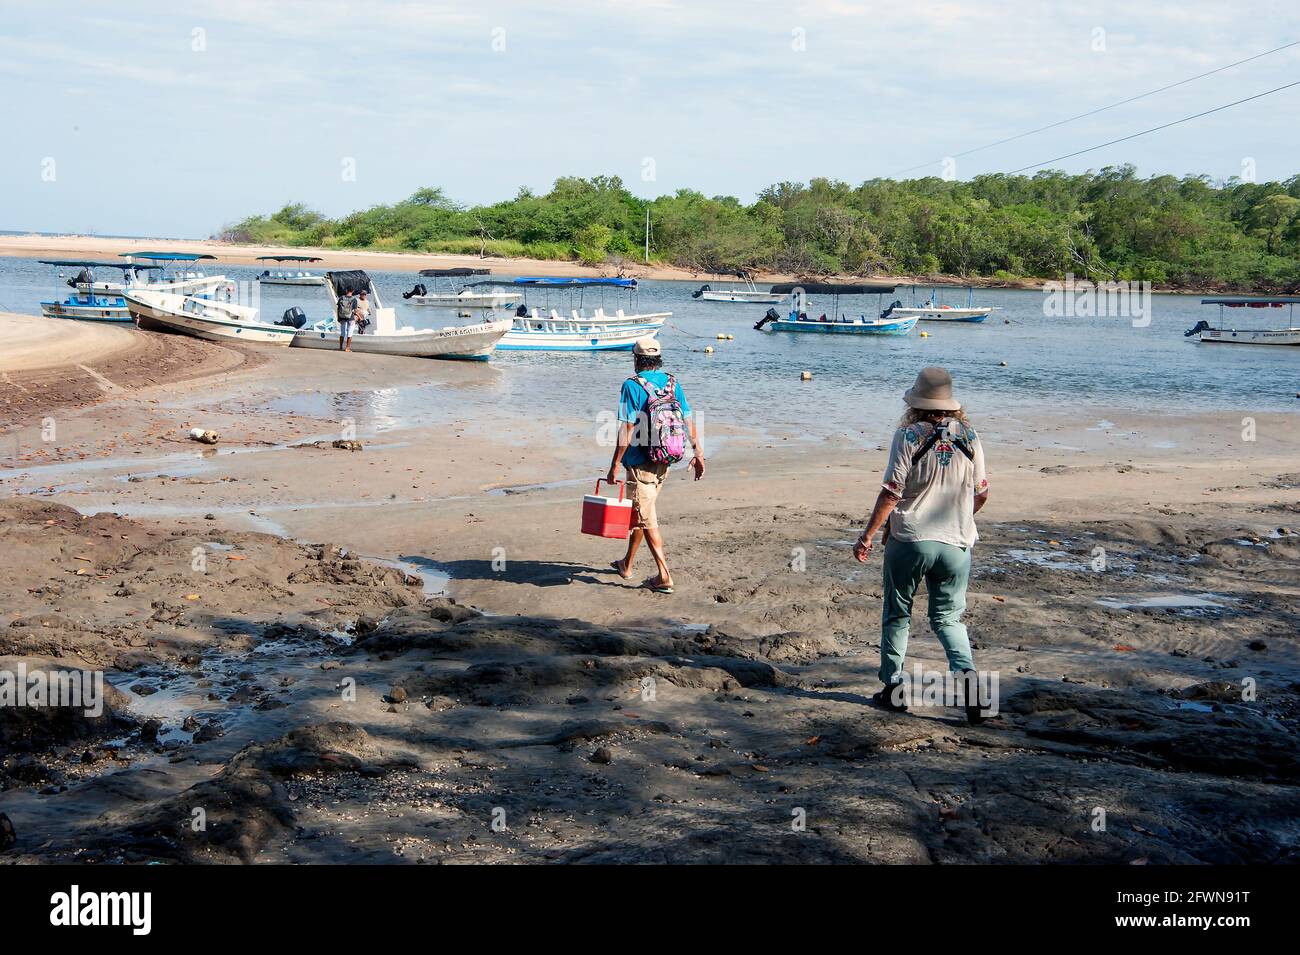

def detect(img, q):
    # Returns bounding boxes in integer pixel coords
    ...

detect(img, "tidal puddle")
[1096,593,1234,616]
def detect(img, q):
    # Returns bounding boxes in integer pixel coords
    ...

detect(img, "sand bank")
[0,234,1040,288]
[0,312,262,433]
[0,312,136,375]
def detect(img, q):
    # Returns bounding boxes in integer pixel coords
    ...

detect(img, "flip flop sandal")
[641,578,674,594]
[610,559,630,578]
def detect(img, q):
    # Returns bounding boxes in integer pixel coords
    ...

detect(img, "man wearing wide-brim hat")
[853,367,990,723]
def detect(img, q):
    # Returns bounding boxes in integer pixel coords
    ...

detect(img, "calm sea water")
[3,255,1296,440]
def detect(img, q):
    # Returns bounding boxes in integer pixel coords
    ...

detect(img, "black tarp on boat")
[768,282,897,295]
[419,267,490,277]
[327,270,372,295]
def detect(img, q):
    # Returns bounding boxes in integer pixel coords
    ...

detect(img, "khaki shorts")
[625,462,669,529]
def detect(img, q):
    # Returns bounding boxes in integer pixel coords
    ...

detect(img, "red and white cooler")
[581,479,634,539]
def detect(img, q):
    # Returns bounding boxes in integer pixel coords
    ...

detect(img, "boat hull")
[290,319,510,359]
[699,290,787,304]
[408,292,521,309]
[259,275,326,287]
[125,291,296,346]
[496,314,668,351]
[1198,327,1300,346]
[767,316,918,335]
[891,307,995,322]
[41,299,132,322]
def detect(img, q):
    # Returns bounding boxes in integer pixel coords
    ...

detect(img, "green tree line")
[220,166,1300,290]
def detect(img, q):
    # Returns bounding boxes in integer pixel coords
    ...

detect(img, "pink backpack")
[634,374,687,465]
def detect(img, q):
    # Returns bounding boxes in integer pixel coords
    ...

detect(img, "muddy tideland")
[1,327,1297,881]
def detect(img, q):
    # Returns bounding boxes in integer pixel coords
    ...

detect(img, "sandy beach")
[0,234,1042,289]
[1,328,1297,864]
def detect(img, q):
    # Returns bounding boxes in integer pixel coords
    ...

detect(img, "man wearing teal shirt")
[605,337,705,594]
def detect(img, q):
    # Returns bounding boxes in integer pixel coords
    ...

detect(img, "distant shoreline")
[0,233,1247,295]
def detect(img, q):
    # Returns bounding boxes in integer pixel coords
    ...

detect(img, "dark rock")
[194,722,224,743]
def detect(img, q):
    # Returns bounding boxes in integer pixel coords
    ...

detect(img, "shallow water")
[5,255,1298,441]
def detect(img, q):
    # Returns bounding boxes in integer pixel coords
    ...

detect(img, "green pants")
[880,537,974,684]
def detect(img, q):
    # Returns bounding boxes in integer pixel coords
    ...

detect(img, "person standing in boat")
[853,366,990,723]
[336,287,357,352]
[354,290,371,336]
[605,337,705,594]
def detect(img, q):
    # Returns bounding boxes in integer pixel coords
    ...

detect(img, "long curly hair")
[900,405,970,427]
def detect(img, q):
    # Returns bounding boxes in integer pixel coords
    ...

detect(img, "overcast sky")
[3,0,1298,237]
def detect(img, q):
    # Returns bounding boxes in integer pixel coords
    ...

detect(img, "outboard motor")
[881,299,902,319]
[67,267,93,289]
[1184,319,1210,338]
[401,283,428,300]
[754,306,781,331]
[515,304,528,317]
[277,306,308,329]
[692,284,711,299]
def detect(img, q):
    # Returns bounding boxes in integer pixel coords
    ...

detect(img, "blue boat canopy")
[39,259,161,270]
[118,251,217,261]
[1201,296,1300,305]
[510,277,638,289]
[256,255,322,263]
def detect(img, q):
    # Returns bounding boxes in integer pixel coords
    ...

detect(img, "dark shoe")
[873,683,908,712]
[960,669,986,725]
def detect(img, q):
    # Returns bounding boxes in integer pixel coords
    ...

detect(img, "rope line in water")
[667,321,720,339]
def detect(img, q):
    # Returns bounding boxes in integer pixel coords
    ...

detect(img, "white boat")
[39,260,147,322]
[757,312,918,335]
[257,255,326,286]
[756,282,917,336]
[692,273,787,304]
[887,305,997,322]
[495,278,668,351]
[297,269,510,359]
[116,251,232,296]
[500,308,669,351]
[884,286,999,323]
[124,289,297,346]
[291,319,511,359]
[402,268,522,312]
[39,257,230,321]
[1187,297,1300,346]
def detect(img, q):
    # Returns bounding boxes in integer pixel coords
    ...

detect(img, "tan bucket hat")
[904,366,961,411]
[633,336,662,357]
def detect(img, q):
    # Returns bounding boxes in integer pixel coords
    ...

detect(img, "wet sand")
[1,341,1298,863]
[0,312,263,433]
